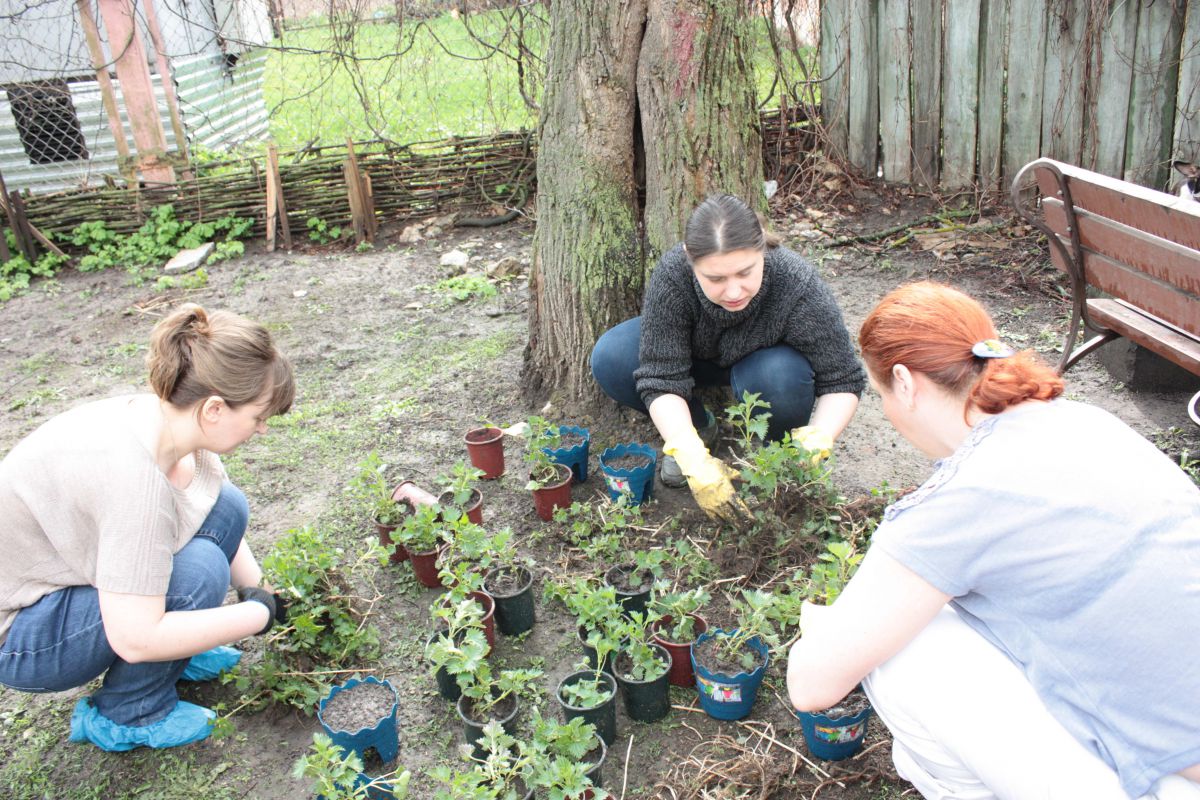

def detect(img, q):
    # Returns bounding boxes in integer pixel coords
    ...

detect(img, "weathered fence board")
[910,0,941,187]
[1125,1,1186,190]
[1083,0,1138,179]
[976,0,1008,193]
[941,0,980,189]
[1175,4,1200,163]
[819,0,851,161]
[1040,0,1087,166]
[878,0,911,183]
[847,0,878,177]
[1002,0,1048,180]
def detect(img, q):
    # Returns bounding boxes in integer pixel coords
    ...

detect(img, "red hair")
[859,282,1063,420]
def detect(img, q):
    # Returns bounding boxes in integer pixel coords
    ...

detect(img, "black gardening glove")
[237,586,279,635]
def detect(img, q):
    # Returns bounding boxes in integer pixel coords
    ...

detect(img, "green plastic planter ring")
[317,676,400,763]
[557,669,618,746]
[544,425,590,482]
[690,629,769,721]
[796,699,873,761]
[599,443,656,506]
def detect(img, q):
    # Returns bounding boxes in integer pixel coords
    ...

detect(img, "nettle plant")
[545,577,624,649]
[552,497,645,561]
[430,720,529,800]
[523,415,563,490]
[394,502,445,555]
[559,649,616,710]
[348,451,407,526]
[70,204,252,274]
[648,587,712,643]
[438,520,525,598]
[427,597,490,688]
[438,461,485,513]
[242,525,384,710]
[294,733,411,800]
[806,538,864,606]
[458,656,543,719]
[711,588,806,670]
[616,611,669,682]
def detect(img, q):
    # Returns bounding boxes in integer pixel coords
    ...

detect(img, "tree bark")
[527,0,763,410]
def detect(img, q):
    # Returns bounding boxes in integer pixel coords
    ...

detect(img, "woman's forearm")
[808,392,860,440]
[99,591,269,663]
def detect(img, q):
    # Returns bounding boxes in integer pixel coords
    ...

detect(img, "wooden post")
[77,0,135,186]
[139,0,192,175]
[344,140,374,244]
[96,0,175,186]
[264,145,291,251]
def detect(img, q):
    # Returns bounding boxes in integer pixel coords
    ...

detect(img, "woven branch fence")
[16,107,812,249]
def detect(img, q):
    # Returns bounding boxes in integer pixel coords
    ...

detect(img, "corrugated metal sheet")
[1,50,268,195]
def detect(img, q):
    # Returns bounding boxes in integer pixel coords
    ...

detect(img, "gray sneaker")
[661,410,718,488]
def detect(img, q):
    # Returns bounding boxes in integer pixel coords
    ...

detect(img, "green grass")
[263,9,816,149]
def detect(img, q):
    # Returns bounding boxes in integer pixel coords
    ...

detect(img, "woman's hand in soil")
[663,434,751,524]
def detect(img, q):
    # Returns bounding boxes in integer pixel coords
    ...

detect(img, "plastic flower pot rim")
[692,628,769,679]
[598,442,656,475]
[464,426,504,445]
[652,612,708,645]
[317,676,399,735]
[529,461,572,489]
[483,564,533,598]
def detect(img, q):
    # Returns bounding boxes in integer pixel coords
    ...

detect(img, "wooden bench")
[1010,158,1200,421]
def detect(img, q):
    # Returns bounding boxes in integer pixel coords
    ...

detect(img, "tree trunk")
[527,0,763,409]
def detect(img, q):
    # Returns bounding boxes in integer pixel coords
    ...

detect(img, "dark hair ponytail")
[683,194,781,262]
[859,282,1063,421]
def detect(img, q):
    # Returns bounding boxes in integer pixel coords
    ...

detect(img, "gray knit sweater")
[633,244,865,407]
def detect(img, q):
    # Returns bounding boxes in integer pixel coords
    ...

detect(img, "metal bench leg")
[1190,390,1200,428]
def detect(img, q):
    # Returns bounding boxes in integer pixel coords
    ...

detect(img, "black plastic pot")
[456,691,520,759]
[577,625,617,675]
[603,563,652,619]
[556,670,617,746]
[614,644,672,723]
[426,631,461,701]
[483,565,536,636]
[582,732,607,787]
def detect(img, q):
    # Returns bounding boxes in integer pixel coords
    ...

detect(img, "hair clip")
[972,339,1015,358]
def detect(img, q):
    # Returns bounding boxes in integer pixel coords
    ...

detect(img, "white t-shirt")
[0,395,224,639]
[870,399,1200,797]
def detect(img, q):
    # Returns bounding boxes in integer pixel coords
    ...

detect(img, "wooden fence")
[17,107,812,246]
[820,0,1199,194]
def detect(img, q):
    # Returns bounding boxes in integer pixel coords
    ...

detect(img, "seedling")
[348,451,406,526]
[394,502,445,554]
[806,539,863,606]
[293,733,411,800]
[437,461,485,512]
[523,415,564,490]
[648,587,711,643]
[615,612,669,682]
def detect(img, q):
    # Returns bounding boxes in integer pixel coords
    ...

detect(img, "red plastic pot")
[531,463,573,521]
[653,613,709,687]
[438,488,484,525]
[464,427,505,479]
[375,519,409,563]
[410,543,447,588]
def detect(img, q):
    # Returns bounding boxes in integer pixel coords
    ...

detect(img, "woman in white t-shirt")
[787,282,1200,799]
[0,303,294,751]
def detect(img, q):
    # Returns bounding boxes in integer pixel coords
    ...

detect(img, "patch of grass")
[432,273,498,305]
[361,329,517,395]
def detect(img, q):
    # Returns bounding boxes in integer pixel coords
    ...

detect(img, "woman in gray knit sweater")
[591,195,864,521]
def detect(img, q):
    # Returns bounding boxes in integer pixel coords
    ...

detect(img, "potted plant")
[294,732,412,800]
[524,416,574,521]
[793,538,873,760]
[317,676,401,764]
[453,650,543,759]
[597,443,656,506]
[427,597,490,701]
[394,503,448,588]
[542,424,591,483]
[429,720,531,799]
[437,461,486,525]
[690,589,801,721]
[437,520,519,646]
[555,657,618,746]
[464,423,505,480]
[545,578,625,673]
[528,709,607,789]
[481,539,538,637]
[349,452,411,563]
[611,613,671,723]
[649,587,711,687]
[602,549,668,619]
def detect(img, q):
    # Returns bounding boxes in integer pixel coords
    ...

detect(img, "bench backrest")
[1018,158,1200,338]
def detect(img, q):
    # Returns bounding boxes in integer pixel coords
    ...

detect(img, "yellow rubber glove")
[790,425,833,465]
[663,432,751,524]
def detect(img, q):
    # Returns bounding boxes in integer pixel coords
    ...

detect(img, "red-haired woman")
[787,282,1200,799]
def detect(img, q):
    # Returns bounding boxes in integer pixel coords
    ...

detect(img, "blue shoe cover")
[69,698,215,751]
[180,645,241,681]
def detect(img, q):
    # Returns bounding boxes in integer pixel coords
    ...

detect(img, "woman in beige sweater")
[0,304,293,751]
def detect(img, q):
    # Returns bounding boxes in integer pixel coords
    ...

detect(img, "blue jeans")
[590,317,817,441]
[0,482,249,726]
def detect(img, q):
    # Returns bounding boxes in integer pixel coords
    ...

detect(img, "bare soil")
[1,189,1197,800]
[603,453,652,471]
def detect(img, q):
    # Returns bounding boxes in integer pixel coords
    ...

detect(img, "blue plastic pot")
[544,425,590,483]
[317,676,400,763]
[690,629,769,721]
[598,443,656,506]
[796,701,873,761]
